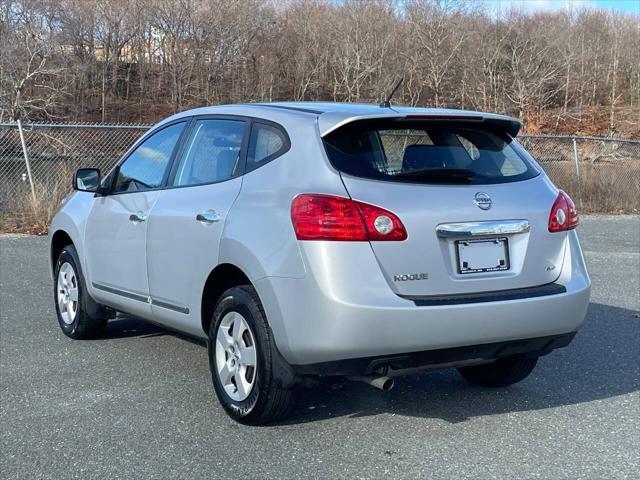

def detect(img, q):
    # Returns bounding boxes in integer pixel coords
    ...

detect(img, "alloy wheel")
[57,262,79,325]
[214,311,257,401]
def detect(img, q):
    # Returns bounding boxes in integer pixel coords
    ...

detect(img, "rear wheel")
[457,354,538,387]
[208,285,295,425]
[53,245,108,339]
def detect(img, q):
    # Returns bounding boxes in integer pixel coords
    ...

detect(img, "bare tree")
[0,0,67,121]
[501,13,563,121]
[1,0,638,136]
[329,1,397,102]
[405,0,467,107]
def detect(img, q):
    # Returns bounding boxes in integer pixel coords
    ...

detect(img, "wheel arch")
[201,263,252,334]
[51,230,74,270]
[49,195,90,280]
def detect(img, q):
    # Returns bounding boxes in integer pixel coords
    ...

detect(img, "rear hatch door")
[323,120,566,297]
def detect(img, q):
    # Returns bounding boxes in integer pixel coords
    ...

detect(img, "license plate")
[456,237,510,274]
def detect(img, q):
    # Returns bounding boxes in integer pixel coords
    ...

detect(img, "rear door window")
[324,123,538,184]
[173,119,245,186]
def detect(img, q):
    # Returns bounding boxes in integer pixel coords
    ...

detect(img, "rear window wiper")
[394,168,477,182]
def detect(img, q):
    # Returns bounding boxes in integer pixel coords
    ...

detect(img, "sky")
[489,0,640,15]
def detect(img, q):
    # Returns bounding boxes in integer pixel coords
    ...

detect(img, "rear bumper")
[257,230,590,366]
[292,332,576,376]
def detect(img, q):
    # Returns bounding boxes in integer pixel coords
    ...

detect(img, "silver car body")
[49,102,590,368]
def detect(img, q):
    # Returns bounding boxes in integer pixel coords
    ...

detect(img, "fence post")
[571,137,583,208]
[16,119,37,203]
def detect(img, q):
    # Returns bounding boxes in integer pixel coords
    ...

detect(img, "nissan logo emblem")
[474,192,492,210]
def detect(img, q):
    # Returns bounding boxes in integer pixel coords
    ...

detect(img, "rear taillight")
[548,191,579,232]
[291,194,407,241]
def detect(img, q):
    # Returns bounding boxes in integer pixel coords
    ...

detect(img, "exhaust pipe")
[349,375,394,391]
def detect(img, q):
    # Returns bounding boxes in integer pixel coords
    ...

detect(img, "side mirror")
[73,168,101,192]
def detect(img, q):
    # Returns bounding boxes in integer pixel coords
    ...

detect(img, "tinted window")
[247,123,288,170]
[324,122,539,185]
[113,122,185,193]
[174,119,245,186]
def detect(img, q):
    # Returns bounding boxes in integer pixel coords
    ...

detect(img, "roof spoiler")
[318,112,522,137]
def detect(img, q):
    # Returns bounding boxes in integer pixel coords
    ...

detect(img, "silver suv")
[49,102,590,424]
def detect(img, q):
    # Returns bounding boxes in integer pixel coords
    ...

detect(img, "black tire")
[457,354,538,387]
[208,285,295,425]
[53,244,108,339]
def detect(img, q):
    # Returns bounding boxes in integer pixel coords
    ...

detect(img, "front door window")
[113,122,186,193]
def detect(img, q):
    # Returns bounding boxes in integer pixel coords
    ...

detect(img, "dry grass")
[1,161,74,235]
[545,161,640,213]
[0,182,70,235]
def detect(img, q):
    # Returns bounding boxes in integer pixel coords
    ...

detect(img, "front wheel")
[208,285,295,425]
[457,354,538,387]
[53,245,108,339]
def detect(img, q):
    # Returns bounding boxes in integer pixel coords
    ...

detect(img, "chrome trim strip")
[151,298,190,315]
[93,282,148,303]
[436,220,530,238]
[92,282,189,314]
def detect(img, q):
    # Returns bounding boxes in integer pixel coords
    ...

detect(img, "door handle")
[196,210,221,224]
[129,211,147,223]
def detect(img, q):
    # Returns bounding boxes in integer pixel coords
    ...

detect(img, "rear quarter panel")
[219,117,349,346]
[219,118,348,280]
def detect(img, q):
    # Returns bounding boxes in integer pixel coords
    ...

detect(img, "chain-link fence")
[0,122,638,219]
[518,135,640,213]
[0,122,150,214]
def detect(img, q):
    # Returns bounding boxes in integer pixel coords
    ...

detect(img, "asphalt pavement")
[1,215,639,479]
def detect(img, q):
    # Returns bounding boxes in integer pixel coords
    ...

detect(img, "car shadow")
[97,302,639,425]
[99,315,207,347]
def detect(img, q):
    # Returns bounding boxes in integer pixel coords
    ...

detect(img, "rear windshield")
[323,122,539,185]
